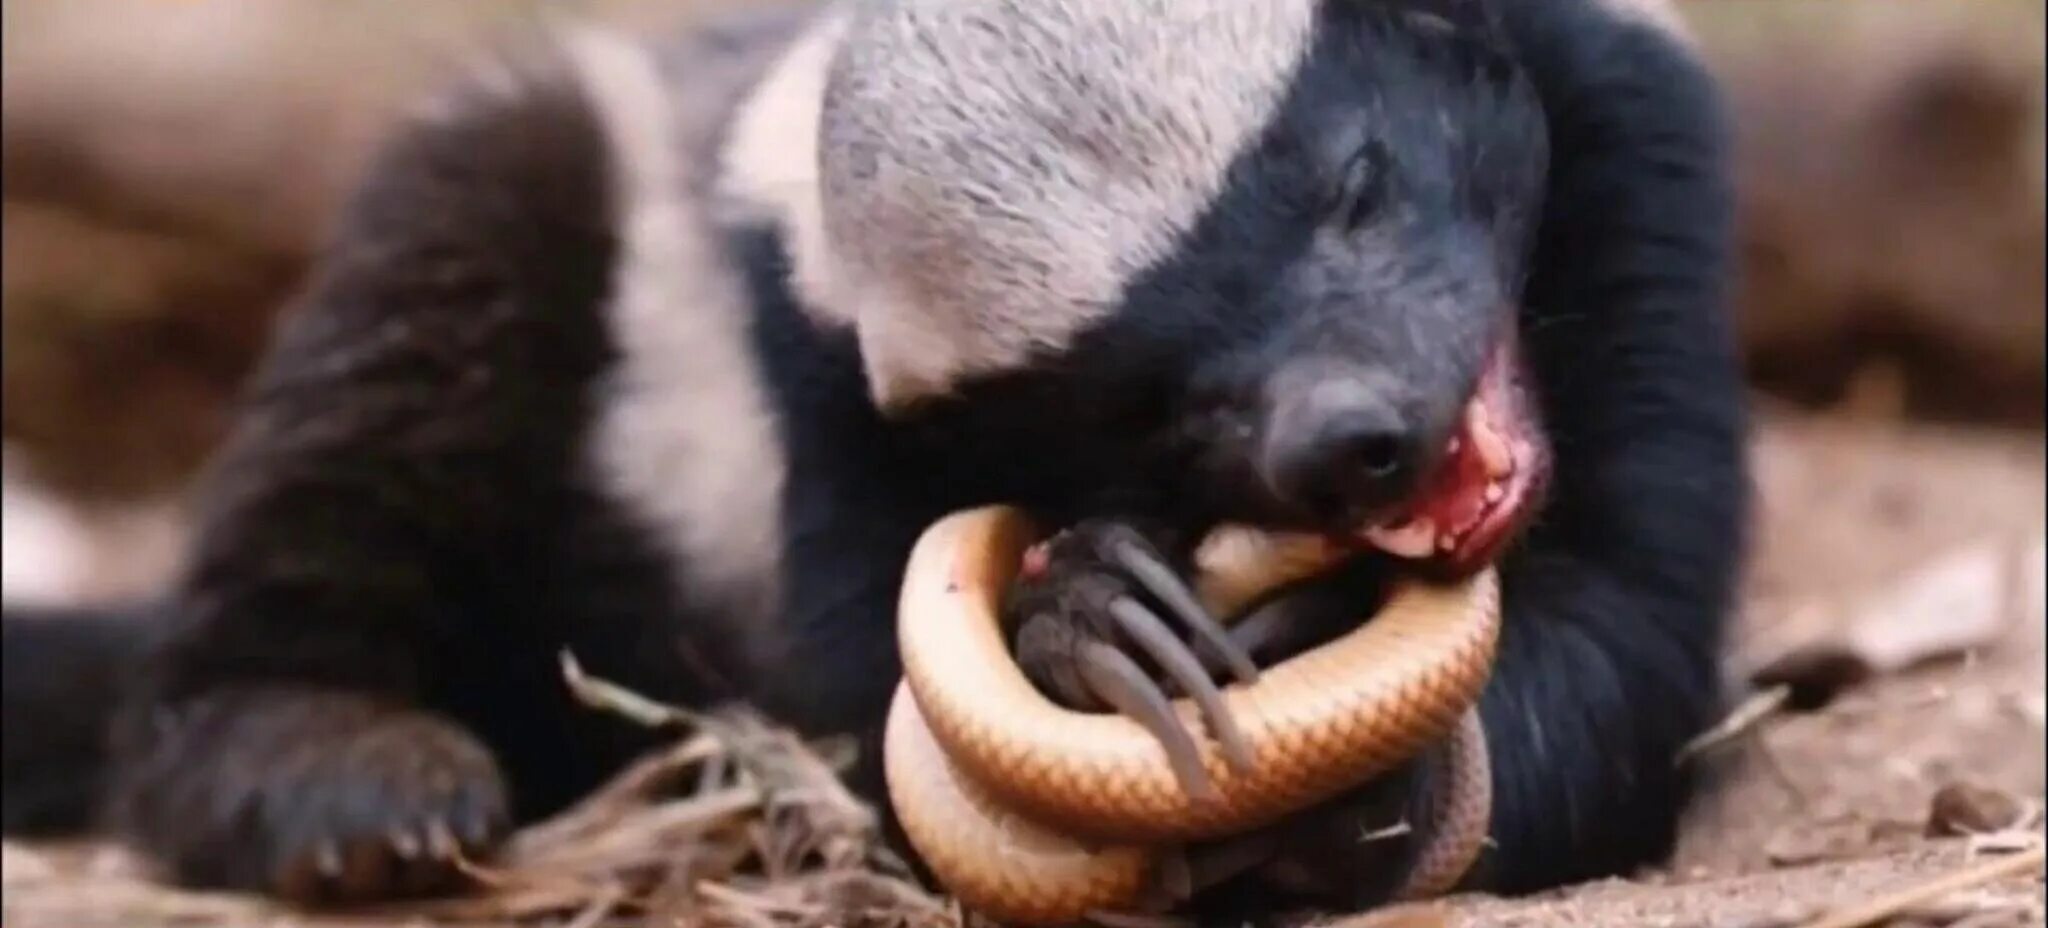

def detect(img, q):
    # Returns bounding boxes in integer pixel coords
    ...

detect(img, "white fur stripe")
[566,26,787,625]
[717,9,854,331]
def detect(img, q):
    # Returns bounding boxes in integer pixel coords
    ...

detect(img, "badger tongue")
[1361,517,1437,559]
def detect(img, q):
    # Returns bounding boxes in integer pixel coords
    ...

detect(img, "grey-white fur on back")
[729,0,1318,412]
[819,0,1324,411]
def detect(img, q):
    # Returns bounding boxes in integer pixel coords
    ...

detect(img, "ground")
[4,407,2042,928]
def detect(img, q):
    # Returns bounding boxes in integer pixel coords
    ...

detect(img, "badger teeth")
[1362,518,1437,559]
[1464,400,1514,479]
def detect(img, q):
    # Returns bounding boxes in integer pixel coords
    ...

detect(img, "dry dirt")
[4,409,2042,928]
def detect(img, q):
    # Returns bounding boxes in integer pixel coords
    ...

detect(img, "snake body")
[883,506,1502,924]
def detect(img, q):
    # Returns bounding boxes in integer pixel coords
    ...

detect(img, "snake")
[882,505,1502,925]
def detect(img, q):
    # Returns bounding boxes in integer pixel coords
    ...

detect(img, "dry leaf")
[1752,540,2029,705]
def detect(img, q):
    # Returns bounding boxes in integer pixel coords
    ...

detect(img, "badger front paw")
[111,688,510,906]
[1006,519,1262,798]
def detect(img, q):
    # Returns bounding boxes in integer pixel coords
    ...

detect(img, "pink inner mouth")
[1356,336,1548,573]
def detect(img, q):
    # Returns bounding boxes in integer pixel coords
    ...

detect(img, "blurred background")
[1,1,2042,925]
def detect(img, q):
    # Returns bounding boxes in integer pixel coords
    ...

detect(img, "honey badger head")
[807,0,1552,569]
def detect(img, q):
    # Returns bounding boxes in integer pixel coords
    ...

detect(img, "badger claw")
[1078,641,1216,802]
[1105,533,1260,686]
[1108,596,1254,775]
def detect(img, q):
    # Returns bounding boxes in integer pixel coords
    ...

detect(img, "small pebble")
[1927,782,2026,837]
[1764,827,1858,867]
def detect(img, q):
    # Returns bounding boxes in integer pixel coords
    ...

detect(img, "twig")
[1360,821,1414,843]
[699,878,828,918]
[560,649,703,730]
[505,738,730,855]
[562,885,628,928]
[1676,684,1792,764]
[1794,843,2046,928]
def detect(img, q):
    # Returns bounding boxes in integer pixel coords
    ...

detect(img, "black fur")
[0,0,1744,918]
[2,603,167,835]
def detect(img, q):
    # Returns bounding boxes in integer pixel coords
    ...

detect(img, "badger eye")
[1331,142,1389,231]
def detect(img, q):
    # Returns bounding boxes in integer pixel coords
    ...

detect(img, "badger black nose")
[1259,378,1418,520]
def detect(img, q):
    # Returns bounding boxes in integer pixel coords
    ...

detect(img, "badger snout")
[1256,366,1430,525]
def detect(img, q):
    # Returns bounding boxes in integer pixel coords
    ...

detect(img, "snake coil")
[884,506,1502,925]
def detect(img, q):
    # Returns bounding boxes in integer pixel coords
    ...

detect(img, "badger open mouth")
[1357,333,1549,574]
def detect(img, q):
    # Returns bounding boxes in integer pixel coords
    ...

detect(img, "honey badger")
[0,0,1747,916]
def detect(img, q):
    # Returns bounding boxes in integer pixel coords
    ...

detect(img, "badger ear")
[851,286,974,417]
